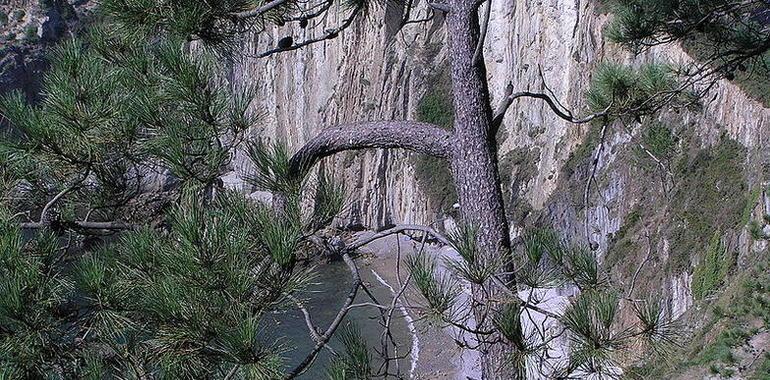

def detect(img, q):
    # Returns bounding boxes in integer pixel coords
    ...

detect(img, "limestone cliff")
[1,0,768,376]
[230,0,769,376]
[0,0,91,101]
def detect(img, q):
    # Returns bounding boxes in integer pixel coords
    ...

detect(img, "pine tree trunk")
[285,3,515,377]
[445,1,510,262]
[445,3,513,378]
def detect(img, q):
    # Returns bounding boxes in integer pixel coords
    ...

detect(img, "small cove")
[267,258,416,379]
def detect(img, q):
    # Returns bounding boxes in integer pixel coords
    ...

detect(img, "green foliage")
[0,12,8,25]
[586,62,682,117]
[640,122,677,161]
[560,290,624,377]
[668,137,748,270]
[0,191,311,378]
[23,25,37,41]
[695,327,750,370]
[733,267,770,325]
[742,186,764,226]
[59,4,76,20]
[633,299,681,355]
[517,228,566,288]
[416,87,454,130]
[692,231,732,300]
[605,0,769,53]
[406,250,459,318]
[643,254,770,378]
[244,140,347,234]
[99,0,290,53]
[0,211,74,378]
[753,353,770,380]
[10,10,24,21]
[603,0,770,106]
[326,324,372,380]
[516,228,606,290]
[311,172,347,230]
[0,0,371,378]
[493,304,536,379]
[749,221,767,240]
[39,0,54,10]
[412,226,679,379]
[445,224,505,285]
[605,209,641,270]
[412,70,456,213]
[0,29,256,217]
[244,140,298,194]
[562,123,602,179]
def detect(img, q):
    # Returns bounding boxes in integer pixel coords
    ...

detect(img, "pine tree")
[3,0,761,378]
[0,3,348,379]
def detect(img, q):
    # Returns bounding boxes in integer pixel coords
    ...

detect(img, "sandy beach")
[353,232,483,380]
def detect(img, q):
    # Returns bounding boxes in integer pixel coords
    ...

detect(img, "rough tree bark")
[288,121,453,177]
[444,1,513,377]
[283,1,514,378]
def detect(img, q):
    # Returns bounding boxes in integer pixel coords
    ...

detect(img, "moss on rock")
[411,69,456,214]
[667,137,748,270]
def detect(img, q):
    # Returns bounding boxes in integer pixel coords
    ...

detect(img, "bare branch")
[289,121,453,180]
[287,294,323,343]
[583,121,609,247]
[257,6,362,58]
[39,170,90,225]
[231,0,290,19]
[346,302,389,311]
[283,253,361,379]
[627,232,654,298]
[472,0,491,66]
[20,221,140,231]
[491,84,610,131]
[346,224,452,251]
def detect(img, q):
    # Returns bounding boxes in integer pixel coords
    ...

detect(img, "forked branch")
[491,84,610,131]
[346,223,452,251]
[284,253,362,379]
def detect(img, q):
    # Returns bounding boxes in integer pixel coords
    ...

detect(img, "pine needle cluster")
[0,190,316,378]
[406,226,681,379]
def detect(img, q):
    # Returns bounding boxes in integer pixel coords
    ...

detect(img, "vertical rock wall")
[231,0,769,320]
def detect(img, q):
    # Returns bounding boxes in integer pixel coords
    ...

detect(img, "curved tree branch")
[257,6,362,58]
[491,86,610,132]
[283,253,361,379]
[288,121,453,179]
[39,169,91,225]
[20,221,140,231]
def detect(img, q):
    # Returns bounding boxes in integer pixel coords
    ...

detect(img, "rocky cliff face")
[225,2,450,229]
[1,0,767,376]
[0,0,91,102]
[232,0,769,375]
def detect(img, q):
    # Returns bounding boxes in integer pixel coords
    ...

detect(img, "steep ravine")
[230,0,769,376]
[1,0,768,377]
